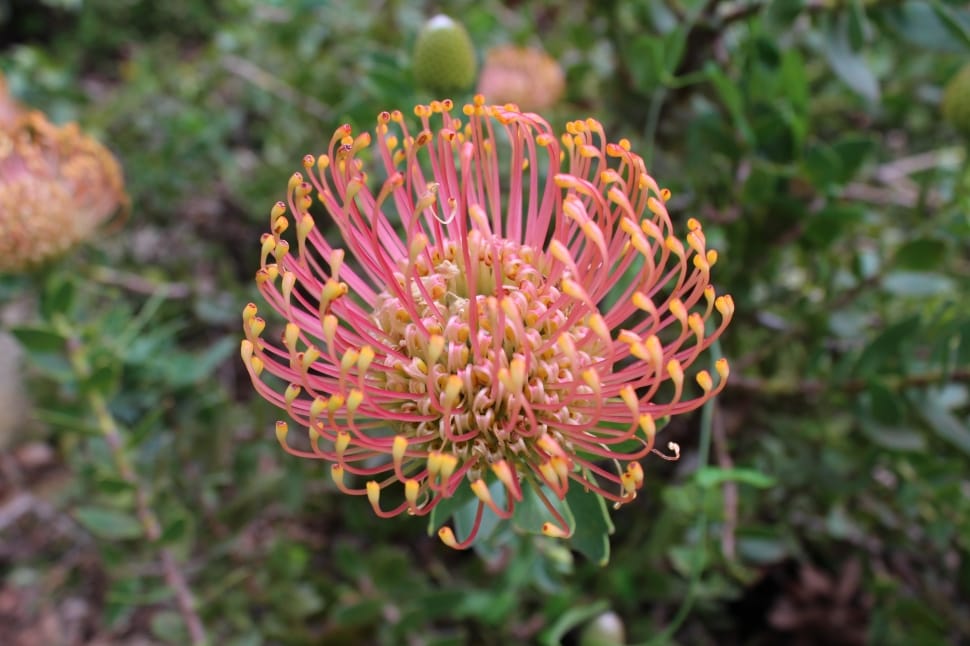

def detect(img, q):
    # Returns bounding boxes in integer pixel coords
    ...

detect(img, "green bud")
[412,15,476,94]
[579,610,626,646]
[943,64,970,139]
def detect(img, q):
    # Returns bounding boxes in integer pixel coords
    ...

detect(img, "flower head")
[242,97,733,548]
[477,45,565,111]
[0,78,126,273]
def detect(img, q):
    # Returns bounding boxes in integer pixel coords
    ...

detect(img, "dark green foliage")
[1,0,969,644]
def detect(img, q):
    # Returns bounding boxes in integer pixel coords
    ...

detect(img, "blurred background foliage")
[1,0,969,644]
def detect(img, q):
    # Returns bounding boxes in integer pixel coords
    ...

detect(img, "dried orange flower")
[477,45,566,111]
[0,76,126,272]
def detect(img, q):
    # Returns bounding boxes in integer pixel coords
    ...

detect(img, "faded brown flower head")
[477,45,565,112]
[0,77,126,273]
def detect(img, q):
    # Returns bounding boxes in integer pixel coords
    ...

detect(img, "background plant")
[1,0,968,644]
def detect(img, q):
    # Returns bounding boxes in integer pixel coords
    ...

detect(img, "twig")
[222,54,331,121]
[872,147,962,183]
[88,266,191,299]
[842,182,921,208]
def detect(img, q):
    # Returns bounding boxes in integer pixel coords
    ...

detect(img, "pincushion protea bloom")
[0,76,126,272]
[241,96,733,548]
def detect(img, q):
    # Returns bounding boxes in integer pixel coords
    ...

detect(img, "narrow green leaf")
[10,326,67,353]
[84,361,122,397]
[661,27,688,79]
[565,482,614,566]
[893,238,947,271]
[929,0,970,50]
[820,18,879,102]
[150,610,188,645]
[859,422,927,452]
[96,475,137,495]
[848,0,871,49]
[512,480,574,536]
[852,315,920,377]
[75,506,144,540]
[427,479,476,535]
[40,276,76,320]
[453,479,505,545]
[881,271,956,297]
[539,600,610,646]
[704,62,754,144]
[160,516,188,544]
[695,467,776,489]
[918,394,970,456]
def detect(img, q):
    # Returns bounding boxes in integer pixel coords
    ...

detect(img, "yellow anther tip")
[438,526,460,548]
[541,523,570,539]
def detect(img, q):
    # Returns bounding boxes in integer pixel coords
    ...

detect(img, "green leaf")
[162,336,236,387]
[427,479,476,535]
[894,238,947,271]
[40,275,76,320]
[917,394,970,456]
[852,316,921,377]
[859,421,927,452]
[10,325,67,353]
[820,18,879,102]
[831,135,876,180]
[84,360,122,397]
[512,480,574,536]
[565,481,614,566]
[803,204,864,246]
[539,600,611,646]
[453,480,504,545]
[929,0,970,49]
[737,529,789,564]
[764,0,805,30]
[96,475,137,495]
[695,467,777,489]
[160,516,188,544]
[75,506,144,540]
[884,1,970,51]
[882,271,956,297]
[848,0,872,49]
[660,27,688,80]
[126,404,168,449]
[780,49,809,111]
[704,62,754,144]
[150,610,188,645]
[866,381,904,425]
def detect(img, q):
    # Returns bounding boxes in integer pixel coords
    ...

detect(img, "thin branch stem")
[60,318,208,646]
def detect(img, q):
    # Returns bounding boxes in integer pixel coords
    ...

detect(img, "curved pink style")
[241,97,733,548]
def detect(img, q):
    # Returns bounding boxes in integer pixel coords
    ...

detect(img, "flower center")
[372,235,599,474]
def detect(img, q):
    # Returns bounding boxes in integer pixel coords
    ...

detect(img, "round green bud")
[412,15,476,94]
[943,64,970,139]
[578,610,626,646]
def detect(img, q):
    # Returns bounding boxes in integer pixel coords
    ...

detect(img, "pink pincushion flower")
[241,96,733,548]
